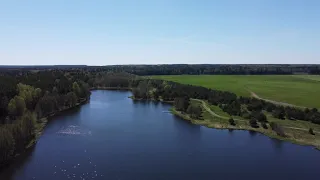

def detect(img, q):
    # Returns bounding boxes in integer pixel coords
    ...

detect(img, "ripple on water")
[50,156,103,180]
[56,125,92,136]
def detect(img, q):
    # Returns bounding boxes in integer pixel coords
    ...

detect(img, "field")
[152,75,320,108]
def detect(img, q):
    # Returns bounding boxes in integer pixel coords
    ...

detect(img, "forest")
[1,65,320,168]
[1,64,320,75]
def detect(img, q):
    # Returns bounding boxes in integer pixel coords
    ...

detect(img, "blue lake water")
[1,90,319,180]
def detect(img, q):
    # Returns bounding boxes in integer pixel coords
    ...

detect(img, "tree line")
[2,64,320,75]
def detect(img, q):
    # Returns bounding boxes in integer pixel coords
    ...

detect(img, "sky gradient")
[1,0,319,65]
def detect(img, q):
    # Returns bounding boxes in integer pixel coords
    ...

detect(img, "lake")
[1,90,319,180]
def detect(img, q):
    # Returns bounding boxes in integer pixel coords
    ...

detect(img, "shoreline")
[28,98,89,146]
[129,96,174,104]
[91,87,132,91]
[4,98,90,169]
[170,107,320,151]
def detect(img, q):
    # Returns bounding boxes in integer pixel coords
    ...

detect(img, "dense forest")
[1,65,320,168]
[1,64,320,75]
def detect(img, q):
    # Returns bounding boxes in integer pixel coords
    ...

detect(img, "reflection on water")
[0,146,36,180]
[249,130,258,137]
[270,138,284,151]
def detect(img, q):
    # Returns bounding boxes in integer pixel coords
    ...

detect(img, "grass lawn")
[293,75,320,82]
[152,75,320,108]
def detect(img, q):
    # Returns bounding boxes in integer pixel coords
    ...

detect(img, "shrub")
[242,112,251,119]
[309,128,315,135]
[229,118,235,126]
[261,122,268,129]
[187,104,202,119]
[270,122,286,137]
[251,111,267,122]
[249,118,259,128]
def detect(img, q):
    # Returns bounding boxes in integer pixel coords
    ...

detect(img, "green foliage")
[72,82,81,97]
[309,128,315,135]
[0,127,15,165]
[272,108,286,120]
[8,96,26,117]
[251,111,267,122]
[174,97,190,112]
[186,104,202,119]
[132,81,149,99]
[21,112,36,138]
[249,118,259,128]
[0,69,93,167]
[228,118,236,126]
[221,101,241,116]
[270,122,286,137]
[242,112,251,119]
[261,122,268,129]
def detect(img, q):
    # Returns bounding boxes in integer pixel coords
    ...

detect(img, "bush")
[272,108,285,120]
[270,122,286,137]
[309,128,315,135]
[251,111,267,122]
[242,112,251,119]
[187,104,202,119]
[249,118,259,128]
[261,122,268,129]
[229,118,235,126]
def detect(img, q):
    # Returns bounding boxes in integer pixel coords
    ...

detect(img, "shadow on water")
[0,146,36,180]
[46,105,83,122]
[248,130,258,137]
[172,115,202,136]
[270,138,284,151]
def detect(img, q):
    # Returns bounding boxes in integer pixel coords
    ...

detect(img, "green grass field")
[152,75,320,108]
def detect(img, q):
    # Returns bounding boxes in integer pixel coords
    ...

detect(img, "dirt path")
[245,87,306,109]
[192,99,245,122]
[192,99,319,133]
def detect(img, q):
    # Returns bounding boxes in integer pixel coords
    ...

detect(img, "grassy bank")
[170,99,320,150]
[152,75,320,108]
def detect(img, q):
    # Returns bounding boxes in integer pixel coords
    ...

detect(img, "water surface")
[1,90,319,180]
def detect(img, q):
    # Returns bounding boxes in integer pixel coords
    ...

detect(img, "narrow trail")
[249,91,306,108]
[192,99,319,133]
[243,85,306,109]
[192,99,245,122]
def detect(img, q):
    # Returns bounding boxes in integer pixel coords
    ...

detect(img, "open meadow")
[152,75,320,108]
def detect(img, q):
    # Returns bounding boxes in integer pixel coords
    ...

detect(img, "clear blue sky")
[1,0,319,65]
